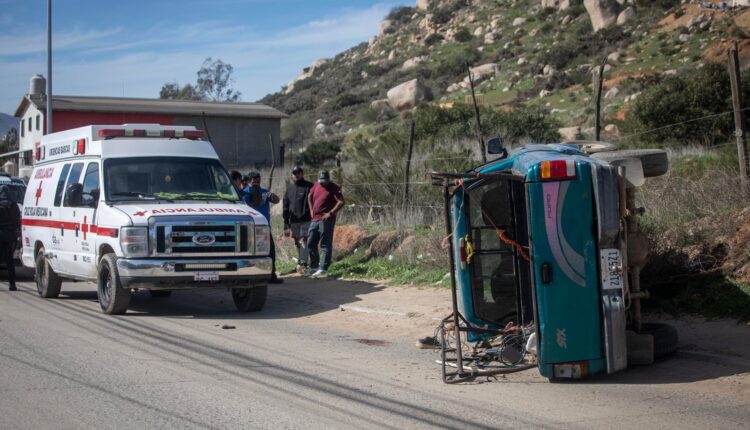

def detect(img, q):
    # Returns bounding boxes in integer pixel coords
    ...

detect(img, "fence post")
[403,120,416,211]
[466,62,487,163]
[728,42,750,188]
[594,57,607,141]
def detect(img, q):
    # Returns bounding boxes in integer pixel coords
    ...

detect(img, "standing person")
[282,166,313,273]
[306,170,345,278]
[244,172,283,284]
[0,185,20,291]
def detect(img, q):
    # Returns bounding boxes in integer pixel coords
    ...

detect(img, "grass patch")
[324,252,450,287]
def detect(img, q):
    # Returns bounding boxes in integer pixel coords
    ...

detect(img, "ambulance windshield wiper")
[111,192,174,202]
[171,192,237,203]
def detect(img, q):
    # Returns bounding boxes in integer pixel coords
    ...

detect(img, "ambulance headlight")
[254,225,270,256]
[120,227,149,258]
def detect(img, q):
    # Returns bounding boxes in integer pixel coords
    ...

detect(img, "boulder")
[616,6,635,25]
[583,0,618,32]
[416,0,431,11]
[370,99,392,111]
[558,126,583,142]
[333,225,376,258]
[447,82,462,92]
[603,124,620,139]
[512,17,527,27]
[517,57,528,66]
[464,63,500,85]
[539,89,553,98]
[491,18,502,30]
[607,51,621,63]
[401,55,427,71]
[604,86,620,99]
[484,32,498,44]
[473,26,484,36]
[379,19,396,36]
[367,231,409,258]
[284,58,328,94]
[543,64,556,76]
[561,15,572,25]
[678,33,690,43]
[387,79,429,111]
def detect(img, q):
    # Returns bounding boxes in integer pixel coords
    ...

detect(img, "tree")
[159,57,241,102]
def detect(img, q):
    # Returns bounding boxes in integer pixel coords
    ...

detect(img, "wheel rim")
[233,289,249,300]
[99,263,112,308]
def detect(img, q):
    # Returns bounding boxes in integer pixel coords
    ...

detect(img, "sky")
[0,0,408,115]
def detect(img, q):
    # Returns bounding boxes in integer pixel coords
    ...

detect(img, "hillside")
[261,0,750,149]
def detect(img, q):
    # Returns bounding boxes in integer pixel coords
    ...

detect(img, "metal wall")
[174,115,282,169]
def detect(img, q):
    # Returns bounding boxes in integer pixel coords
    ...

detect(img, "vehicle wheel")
[232,285,267,312]
[97,254,130,315]
[592,149,669,178]
[568,140,617,154]
[639,322,679,358]
[149,290,172,298]
[35,247,62,298]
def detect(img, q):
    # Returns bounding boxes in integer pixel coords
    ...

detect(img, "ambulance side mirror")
[66,183,84,207]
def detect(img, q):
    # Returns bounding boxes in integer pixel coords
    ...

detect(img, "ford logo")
[192,234,216,246]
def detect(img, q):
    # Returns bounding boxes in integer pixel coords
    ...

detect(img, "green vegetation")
[327,252,450,288]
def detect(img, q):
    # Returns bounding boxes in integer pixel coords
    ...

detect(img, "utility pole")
[594,57,607,141]
[46,0,53,134]
[466,62,486,163]
[728,42,750,187]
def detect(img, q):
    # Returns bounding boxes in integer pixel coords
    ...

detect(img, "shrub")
[428,0,467,25]
[424,33,444,46]
[302,140,341,166]
[454,27,473,43]
[435,45,481,78]
[386,6,415,25]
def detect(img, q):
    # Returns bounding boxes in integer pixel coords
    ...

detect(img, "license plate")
[600,249,623,291]
[194,271,219,282]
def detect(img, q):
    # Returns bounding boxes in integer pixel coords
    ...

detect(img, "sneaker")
[303,268,315,277]
[311,269,328,278]
[416,336,441,349]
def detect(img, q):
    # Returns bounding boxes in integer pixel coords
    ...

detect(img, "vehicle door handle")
[60,224,64,236]
[542,263,553,284]
[75,224,79,237]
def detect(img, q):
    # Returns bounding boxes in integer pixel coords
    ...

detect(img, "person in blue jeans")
[244,172,283,284]
[305,170,345,278]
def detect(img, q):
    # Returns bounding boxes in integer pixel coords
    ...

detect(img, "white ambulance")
[21,124,272,315]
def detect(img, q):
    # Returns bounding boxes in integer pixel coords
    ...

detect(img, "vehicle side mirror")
[66,183,83,207]
[487,137,507,158]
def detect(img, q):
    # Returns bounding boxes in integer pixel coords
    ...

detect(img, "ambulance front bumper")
[116,257,272,288]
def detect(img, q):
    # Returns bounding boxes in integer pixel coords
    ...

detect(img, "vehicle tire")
[639,322,679,358]
[592,149,669,178]
[568,140,617,154]
[149,290,172,298]
[35,247,62,298]
[232,285,267,312]
[97,254,130,315]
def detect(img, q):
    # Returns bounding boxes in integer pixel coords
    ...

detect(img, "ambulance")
[21,124,272,315]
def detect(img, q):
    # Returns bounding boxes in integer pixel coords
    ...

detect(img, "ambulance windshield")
[104,157,240,202]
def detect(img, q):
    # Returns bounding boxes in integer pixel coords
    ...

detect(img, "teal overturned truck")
[431,141,677,382]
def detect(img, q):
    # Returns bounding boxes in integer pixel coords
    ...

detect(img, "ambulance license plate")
[194,272,219,282]
[600,249,623,291]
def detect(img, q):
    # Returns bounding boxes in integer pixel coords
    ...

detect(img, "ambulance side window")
[53,164,72,207]
[81,162,100,207]
[62,162,84,207]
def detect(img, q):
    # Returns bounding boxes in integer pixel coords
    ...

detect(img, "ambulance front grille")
[149,219,252,257]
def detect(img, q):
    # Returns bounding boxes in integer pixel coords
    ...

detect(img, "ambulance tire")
[231,285,267,312]
[97,254,130,315]
[35,247,62,299]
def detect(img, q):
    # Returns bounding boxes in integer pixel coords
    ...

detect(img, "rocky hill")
[261,0,750,151]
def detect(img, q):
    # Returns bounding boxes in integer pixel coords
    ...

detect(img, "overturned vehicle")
[431,141,677,382]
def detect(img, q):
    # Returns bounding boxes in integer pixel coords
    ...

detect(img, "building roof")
[15,95,287,119]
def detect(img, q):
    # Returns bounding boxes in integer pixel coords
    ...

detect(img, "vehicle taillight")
[540,160,576,181]
[73,139,85,155]
[459,237,467,268]
[183,130,206,139]
[552,361,589,379]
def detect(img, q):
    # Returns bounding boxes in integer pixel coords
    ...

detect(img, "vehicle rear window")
[53,164,71,207]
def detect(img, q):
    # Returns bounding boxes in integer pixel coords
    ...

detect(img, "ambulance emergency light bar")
[97,128,206,139]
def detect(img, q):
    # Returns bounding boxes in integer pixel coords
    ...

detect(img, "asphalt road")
[0,271,748,430]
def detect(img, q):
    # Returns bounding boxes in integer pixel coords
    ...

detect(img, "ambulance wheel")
[232,285,267,312]
[149,290,172,298]
[97,254,130,315]
[35,247,62,298]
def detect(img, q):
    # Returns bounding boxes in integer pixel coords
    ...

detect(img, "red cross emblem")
[81,215,90,240]
[35,181,43,205]
[133,211,147,217]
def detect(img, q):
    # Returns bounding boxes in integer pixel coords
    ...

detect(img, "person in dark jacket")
[0,185,20,291]
[282,166,313,273]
